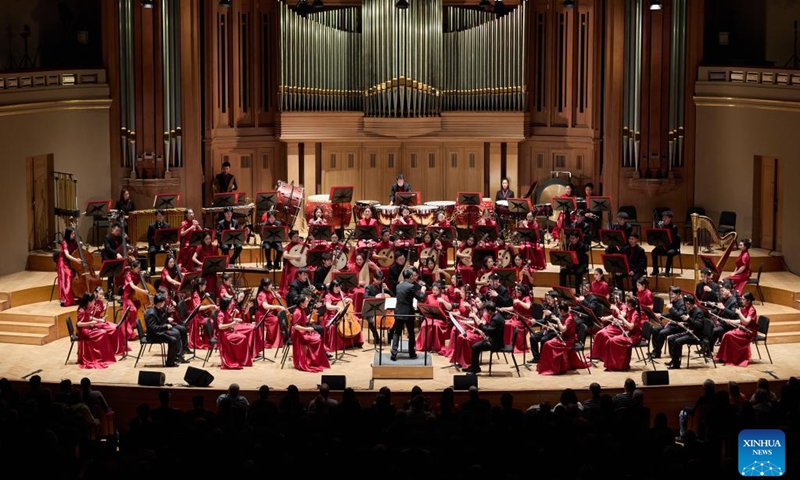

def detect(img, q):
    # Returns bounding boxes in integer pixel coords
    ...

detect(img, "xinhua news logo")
[739,429,785,476]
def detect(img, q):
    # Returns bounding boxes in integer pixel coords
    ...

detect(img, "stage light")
[395,0,409,9]
[563,0,575,8]
[313,0,324,10]
[141,0,154,8]
[479,0,491,8]
[650,0,662,10]
[219,0,231,7]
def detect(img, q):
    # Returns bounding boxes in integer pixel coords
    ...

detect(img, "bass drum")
[424,200,456,222]
[352,200,380,225]
[276,181,304,224]
[305,195,334,228]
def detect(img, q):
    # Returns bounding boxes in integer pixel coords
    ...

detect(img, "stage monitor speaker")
[184,366,214,387]
[320,375,346,390]
[453,374,478,391]
[642,370,669,386]
[138,371,165,387]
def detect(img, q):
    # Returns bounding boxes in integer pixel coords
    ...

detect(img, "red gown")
[258,289,284,350]
[537,313,588,375]
[279,240,303,297]
[727,251,751,295]
[590,306,627,362]
[76,307,118,369]
[506,296,532,353]
[591,280,611,298]
[323,291,364,351]
[160,269,181,299]
[516,240,546,270]
[215,309,255,370]
[121,270,139,340]
[455,245,477,288]
[714,304,758,366]
[195,243,219,295]
[444,310,486,369]
[603,309,643,372]
[414,293,450,354]
[637,289,654,309]
[57,239,78,306]
[291,307,330,372]
[178,219,195,269]
[187,291,212,350]
[93,298,128,354]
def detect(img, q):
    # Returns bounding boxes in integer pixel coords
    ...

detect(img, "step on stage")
[372,340,434,380]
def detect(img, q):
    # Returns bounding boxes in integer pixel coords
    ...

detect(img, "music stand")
[190,230,214,246]
[507,198,531,215]
[600,229,626,249]
[552,285,579,305]
[391,224,417,242]
[473,225,499,242]
[429,226,456,243]
[306,249,327,270]
[153,193,180,210]
[330,186,354,205]
[212,193,236,208]
[514,227,539,243]
[699,255,722,281]
[179,271,202,295]
[645,227,673,290]
[355,225,380,242]
[221,229,246,247]
[202,255,228,277]
[602,253,631,293]
[333,272,358,292]
[417,303,447,366]
[588,196,612,215]
[552,196,576,213]
[361,297,387,353]
[308,225,333,242]
[394,191,419,207]
[472,247,497,271]
[85,200,112,218]
[563,227,584,243]
[260,225,287,274]
[255,191,278,212]
[154,228,179,248]
[493,268,517,290]
[457,192,481,207]
[549,250,578,269]
[99,259,125,318]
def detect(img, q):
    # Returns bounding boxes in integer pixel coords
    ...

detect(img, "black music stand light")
[600,229,627,250]
[552,196,576,213]
[202,255,229,277]
[394,191,419,207]
[473,225,499,242]
[355,225,380,242]
[99,259,125,318]
[153,193,180,210]
[361,297,388,353]
[588,196,613,229]
[190,229,214,247]
[308,225,333,242]
[507,198,531,215]
[212,193,236,208]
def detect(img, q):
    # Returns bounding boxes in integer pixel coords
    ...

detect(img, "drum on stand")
[411,205,436,228]
[353,200,380,225]
[453,198,493,229]
[424,200,456,222]
[376,205,399,227]
[276,181,304,225]
[495,200,510,222]
[305,194,335,227]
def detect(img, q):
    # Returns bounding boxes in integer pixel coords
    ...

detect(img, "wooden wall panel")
[359,145,403,205]
[443,144,485,202]
[401,145,444,203]
[320,143,362,203]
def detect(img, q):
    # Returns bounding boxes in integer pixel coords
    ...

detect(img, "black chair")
[685,318,716,369]
[618,206,641,233]
[633,321,657,370]
[202,317,219,367]
[752,315,772,364]
[65,316,79,365]
[652,207,671,227]
[133,318,167,368]
[747,263,765,305]
[488,327,521,377]
[717,211,737,236]
[651,296,665,315]
[683,206,706,245]
[572,323,592,374]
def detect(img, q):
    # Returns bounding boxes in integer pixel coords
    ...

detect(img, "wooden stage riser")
[27,247,787,274]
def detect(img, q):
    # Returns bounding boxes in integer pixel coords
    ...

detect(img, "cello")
[133,268,157,327]
[336,297,362,339]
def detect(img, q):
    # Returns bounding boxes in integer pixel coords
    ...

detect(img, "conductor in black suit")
[216,207,242,265]
[147,210,171,275]
[390,268,427,361]
[145,293,189,367]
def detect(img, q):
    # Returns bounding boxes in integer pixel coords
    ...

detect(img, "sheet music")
[449,312,466,336]
[384,297,397,309]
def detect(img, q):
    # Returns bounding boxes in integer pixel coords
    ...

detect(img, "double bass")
[133,269,157,326]
[69,220,103,297]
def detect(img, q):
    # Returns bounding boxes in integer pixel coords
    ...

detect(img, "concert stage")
[3,244,800,433]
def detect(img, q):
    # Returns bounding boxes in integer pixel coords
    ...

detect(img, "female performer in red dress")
[513,254,535,289]
[394,206,414,226]
[500,283,532,354]
[57,227,81,307]
[414,281,453,354]
[160,255,183,300]
[75,292,118,369]
[178,208,201,270]
[92,286,128,354]
[254,277,288,353]
[591,268,611,298]
[724,239,752,295]
[537,303,588,375]
[714,291,758,366]
[432,210,453,251]
[455,234,478,288]
[550,184,577,243]
[474,256,496,295]
[516,212,547,270]
[322,279,361,351]
[292,294,330,372]
[215,296,256,370]
[280,230,305,297]
[635,277,654,309]
[602,296,644,371]
[121,260,150,341]
[192,231,219,294]
[307,206,328,226]
[591,290,626,362]
[445,294,488,370]
[186,277,216,350]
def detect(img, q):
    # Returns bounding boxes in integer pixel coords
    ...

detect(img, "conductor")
[389,268,426,361]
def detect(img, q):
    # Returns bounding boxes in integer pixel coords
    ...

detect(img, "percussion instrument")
[533,204,554,218]
[352,200,380,225]
[533,178,568,211]
[453,197,494,229]
[276,180,304,224]
[305,194,350,228]
[411,205,436,227]
[376,204,399,226]
[495,200,510,219]
[424,200,456,222]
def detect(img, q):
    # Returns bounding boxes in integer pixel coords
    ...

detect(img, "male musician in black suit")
[145,293,189,367]
[576,281,603,332]
[464,301,506,374]
[313,253,334,288]
[559,230,590,294]
[527,291,560,364]
[485,274,513,310]
[390,268,427,361]
[389,173,412,205]
[388,250,408,292]
[650,210,681,277]
[707,280,740,356]
[213,160,238,194]
[650,286,686,359]
[260,209,283,271]
[666,294,706,369]
[604,211,634,254]
[695,267,719,304]
[102,222,126,294]
[147,210,171,275]
[613,232,647,297]
[216,207,243,266]
[287,268,313,308]
[569,209,592,243]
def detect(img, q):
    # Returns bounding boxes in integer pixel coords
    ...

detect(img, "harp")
[691,213,737,283]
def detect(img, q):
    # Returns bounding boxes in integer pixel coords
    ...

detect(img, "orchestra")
[61,179,761,378]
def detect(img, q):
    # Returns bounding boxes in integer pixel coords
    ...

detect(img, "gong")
[534,178,568,222]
